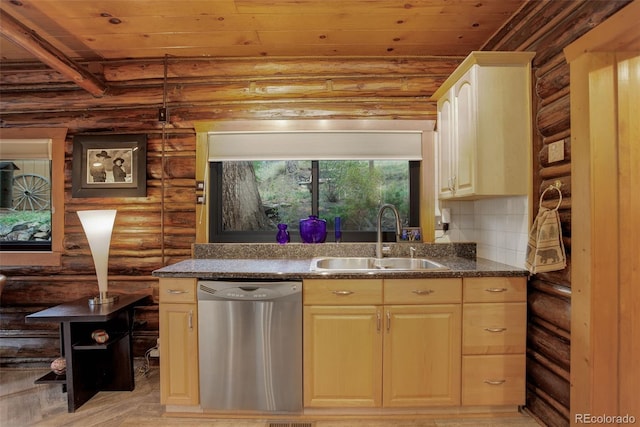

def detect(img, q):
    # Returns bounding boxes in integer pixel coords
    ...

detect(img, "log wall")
[0,2,632,422]
[483,1,632,426]
[0,56,459,366]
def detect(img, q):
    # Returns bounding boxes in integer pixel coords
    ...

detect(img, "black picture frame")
[72,134,147,198]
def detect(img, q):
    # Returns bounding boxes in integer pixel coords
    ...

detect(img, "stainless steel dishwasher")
[197,279,302,412]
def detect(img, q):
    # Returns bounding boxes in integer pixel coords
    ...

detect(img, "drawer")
[462,354,525,406]
[159,278,197,303]
[463,277,526,303]
[463,302,526,354]
[304,279,383,305]
[384,278,461,304]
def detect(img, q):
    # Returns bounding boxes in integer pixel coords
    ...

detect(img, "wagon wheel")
[12,174,51,211]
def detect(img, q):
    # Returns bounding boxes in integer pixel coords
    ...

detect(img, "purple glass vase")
[276,223,290,244]
[299,215,327,243]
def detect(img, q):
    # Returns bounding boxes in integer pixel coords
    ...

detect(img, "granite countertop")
[152,243,527,279]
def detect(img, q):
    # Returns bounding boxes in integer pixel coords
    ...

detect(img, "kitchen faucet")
[376,204,402,259]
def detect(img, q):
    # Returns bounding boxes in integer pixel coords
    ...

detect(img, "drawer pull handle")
[484,379,506,385]
[412,289,434,295]
[484,327,507,333]
[485,288,508,293]
[332,290,354,296]
[167,289,188,294]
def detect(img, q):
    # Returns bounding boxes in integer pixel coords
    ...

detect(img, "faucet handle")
[409,246,417,258]
[382,245,392,255]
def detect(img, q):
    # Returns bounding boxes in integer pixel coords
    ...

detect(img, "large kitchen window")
[201,124,431,244]
[209,160,419,242]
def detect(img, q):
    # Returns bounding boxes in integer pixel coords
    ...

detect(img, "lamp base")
[88,292,119,306]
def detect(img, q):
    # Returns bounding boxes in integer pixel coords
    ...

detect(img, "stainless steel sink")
[310,257,449,272]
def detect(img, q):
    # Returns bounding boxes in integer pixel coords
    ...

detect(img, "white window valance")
[207,131,423,161]
[0,138,52,160]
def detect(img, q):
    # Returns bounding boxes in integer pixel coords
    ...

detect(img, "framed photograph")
[72,134,147,198]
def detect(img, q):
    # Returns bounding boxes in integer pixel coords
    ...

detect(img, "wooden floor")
[1,363,541,427]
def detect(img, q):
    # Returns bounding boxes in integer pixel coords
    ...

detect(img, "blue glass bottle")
[334,216,342,243]
[276,223,290,244]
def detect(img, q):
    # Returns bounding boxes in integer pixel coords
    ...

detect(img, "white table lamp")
[77,209,118,305]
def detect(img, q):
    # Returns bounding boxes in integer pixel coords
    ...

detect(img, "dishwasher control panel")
[198,280,301,301]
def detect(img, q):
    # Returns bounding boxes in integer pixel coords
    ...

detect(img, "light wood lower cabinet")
[303,278,462,408]
[461,277,527,406]
[158,275,527,411]
[383,304,461,407]
[303,305,383,407]
[159,278,199,406]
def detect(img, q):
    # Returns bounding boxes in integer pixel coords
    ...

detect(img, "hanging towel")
[525,187,566,274]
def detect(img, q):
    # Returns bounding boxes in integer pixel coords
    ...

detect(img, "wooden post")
[565,1,640,422]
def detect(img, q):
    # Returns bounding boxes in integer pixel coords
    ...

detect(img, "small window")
[210,160,419,242]
[0,159,52,251]
[0,129,66,266]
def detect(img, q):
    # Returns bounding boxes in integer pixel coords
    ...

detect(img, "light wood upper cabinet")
[437,93,455,198]
[159,278,199,406]
[432,51,535,200]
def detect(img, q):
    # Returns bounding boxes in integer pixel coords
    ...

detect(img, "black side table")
[26,293,149,412]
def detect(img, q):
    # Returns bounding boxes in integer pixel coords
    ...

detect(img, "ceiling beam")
[0,9,107,97]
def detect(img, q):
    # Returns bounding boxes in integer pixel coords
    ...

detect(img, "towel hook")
[539,180,563,210]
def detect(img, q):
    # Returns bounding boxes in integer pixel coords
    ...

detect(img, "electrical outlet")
[435,215,444,230]
[548,140,565,163]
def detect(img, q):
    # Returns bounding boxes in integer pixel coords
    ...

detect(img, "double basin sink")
[310,257,449,272]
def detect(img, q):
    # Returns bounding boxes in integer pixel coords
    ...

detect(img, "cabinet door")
[304,305,382,407]
[453,67,476,197]
[437,94,455,198]
[159,303,199,406]
[383,305,461,407]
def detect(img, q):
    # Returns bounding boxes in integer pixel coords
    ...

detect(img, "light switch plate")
[549,140,565,163]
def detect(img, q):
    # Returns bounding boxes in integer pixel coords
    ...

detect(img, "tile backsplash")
[435,196,529,268]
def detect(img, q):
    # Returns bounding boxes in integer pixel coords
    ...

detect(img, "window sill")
[0,251,62,267]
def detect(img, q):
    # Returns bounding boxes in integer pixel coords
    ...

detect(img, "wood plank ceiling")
[1,0,526,62]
